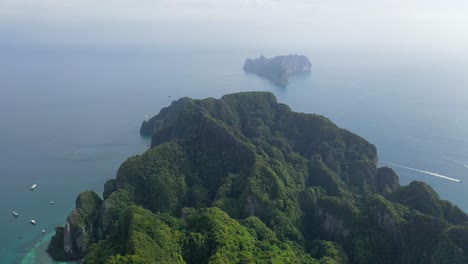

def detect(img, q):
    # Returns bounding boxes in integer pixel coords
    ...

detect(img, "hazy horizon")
[1,0,468,55]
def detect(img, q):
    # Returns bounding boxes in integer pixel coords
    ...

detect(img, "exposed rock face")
[313,197,356,240]
[376,167,400,195]
[243,54,311,86]
[48,191,102,260]
[317,209,351,238]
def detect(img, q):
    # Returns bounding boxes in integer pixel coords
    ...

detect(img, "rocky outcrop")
[376,167,400,195]
[314,197,355,240]
[243,54,311,86]
[48,191,102,260]
[318,210,351,238]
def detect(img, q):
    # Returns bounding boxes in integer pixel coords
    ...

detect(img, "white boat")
[30,220,36,225]
[42,229,46,233]
[49,201,55,204]
[12,211,19,217]
[30,184,37,190]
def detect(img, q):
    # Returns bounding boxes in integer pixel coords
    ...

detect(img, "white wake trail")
[381,160,461,183]
[454,160,468,170]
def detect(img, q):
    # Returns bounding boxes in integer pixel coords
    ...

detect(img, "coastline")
[20,232,71,264]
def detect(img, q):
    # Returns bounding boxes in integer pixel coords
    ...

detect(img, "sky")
[0,0,468,53]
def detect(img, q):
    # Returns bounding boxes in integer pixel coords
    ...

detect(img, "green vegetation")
[49,92,468,263]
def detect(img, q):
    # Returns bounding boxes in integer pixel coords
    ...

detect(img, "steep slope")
[49,92,468,263]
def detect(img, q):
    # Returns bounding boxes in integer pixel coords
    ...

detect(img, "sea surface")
[0,45,467,263]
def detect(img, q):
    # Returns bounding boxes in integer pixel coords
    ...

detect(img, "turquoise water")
[20,232,70,264]
[0,46,467,263]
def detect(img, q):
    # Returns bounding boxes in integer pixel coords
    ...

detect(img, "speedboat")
[42,229,46,234]
[30,184,37,190]
[49,201,55,204]
[30,220,36,225]
[12,211,19,217]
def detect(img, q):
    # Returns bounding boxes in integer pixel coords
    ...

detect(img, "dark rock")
[47,227,68,260]
[243,54,311,86]
[48,191,102,260]
[376,167,400,195]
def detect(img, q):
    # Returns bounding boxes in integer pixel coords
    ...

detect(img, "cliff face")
[376,167,400,195]
[47,191,102,260]
[243,54,312,86]
[49,92,468,263]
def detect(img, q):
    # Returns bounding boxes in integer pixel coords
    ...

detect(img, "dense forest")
[48,92,468,263]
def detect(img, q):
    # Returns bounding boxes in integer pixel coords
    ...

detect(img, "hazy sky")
[1,0,468,53]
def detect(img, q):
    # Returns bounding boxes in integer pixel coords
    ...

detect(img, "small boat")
[49,201,55,204]
[12,211,19,217]
[30,220,36,225]
[42,229,46,234]
[30,184,37,190]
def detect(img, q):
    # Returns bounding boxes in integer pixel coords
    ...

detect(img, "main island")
[48,92,468,263]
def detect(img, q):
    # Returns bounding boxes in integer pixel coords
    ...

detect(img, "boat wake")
[381,160,461,183]
[454,160,468,170]
[440,154,468,171]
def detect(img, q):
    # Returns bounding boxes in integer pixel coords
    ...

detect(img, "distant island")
[243,54,312,86]
[48,92,468,263]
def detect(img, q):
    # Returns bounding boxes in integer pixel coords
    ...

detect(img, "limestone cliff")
[48,92,468,263]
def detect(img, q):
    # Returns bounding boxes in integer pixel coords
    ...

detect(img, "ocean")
[0,46,467,263]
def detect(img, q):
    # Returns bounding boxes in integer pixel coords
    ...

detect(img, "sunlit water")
[0,46,467,263]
